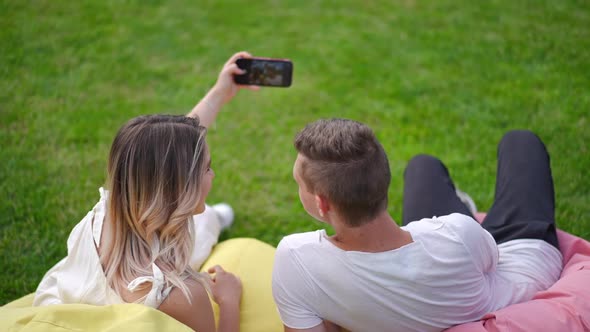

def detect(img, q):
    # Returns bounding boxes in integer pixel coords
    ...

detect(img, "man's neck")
[328,211,413,252]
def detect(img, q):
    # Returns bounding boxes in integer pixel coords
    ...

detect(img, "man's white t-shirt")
[272,213,562,332]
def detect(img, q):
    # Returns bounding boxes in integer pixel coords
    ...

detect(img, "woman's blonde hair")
[103,114,208,301]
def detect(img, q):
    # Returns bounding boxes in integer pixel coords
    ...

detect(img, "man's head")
[293,118,391,227]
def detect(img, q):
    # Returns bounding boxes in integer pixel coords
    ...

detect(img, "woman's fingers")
[244,85,260,91]
[203,274,214,286]
[225,51,252,67]
[221,63,260,90]
[207,265,225,275]
[223,63,245,76]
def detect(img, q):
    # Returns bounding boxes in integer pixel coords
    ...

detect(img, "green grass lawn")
[1,0,589,305]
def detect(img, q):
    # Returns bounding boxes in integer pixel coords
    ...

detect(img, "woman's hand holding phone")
[212,51,261,105]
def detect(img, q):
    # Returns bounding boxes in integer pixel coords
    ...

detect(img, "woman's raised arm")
[187,51,259,128]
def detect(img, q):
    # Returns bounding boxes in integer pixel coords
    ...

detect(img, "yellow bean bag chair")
[1,238,282,332]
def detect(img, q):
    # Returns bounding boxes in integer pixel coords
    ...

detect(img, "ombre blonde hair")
[102,114,208,301]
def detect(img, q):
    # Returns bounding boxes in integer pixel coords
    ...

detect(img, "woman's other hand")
[207,265,242,307]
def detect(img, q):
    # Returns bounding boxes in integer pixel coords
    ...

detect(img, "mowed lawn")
[1,1,588,304]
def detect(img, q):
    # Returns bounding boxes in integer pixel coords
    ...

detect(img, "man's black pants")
[401,130,559,249]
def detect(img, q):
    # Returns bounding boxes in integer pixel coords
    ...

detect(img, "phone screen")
[234,58,293,87]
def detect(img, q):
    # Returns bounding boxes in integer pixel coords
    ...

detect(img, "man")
[272,119,562,332]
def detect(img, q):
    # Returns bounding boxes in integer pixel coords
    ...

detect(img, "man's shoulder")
[438,212,478,224]
[403,213,487,253]
[277,230,325,251]
[403,213,478,232]
[273,230,328,286]
[437,213,485,237]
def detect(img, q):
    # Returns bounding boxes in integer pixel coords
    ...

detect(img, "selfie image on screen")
[249,61,284,86]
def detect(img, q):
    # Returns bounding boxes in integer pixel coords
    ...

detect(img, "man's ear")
[315,194,330,217]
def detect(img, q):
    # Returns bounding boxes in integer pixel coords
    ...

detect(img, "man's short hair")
[294,118,391,227]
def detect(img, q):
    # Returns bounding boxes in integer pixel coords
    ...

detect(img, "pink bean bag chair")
[447,213,590,331]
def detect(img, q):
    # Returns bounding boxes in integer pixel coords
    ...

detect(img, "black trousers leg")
[402,154,474,226]
[482,130,559,249]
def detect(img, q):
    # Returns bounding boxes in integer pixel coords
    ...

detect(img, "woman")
[34,52,259,332]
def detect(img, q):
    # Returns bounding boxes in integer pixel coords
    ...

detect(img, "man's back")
[272,213,559,332]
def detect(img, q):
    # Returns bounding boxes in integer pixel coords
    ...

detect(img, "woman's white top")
[33,188,220,308]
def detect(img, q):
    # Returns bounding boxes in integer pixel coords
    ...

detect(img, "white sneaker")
[455,189,478,216]
[212,203,234,230]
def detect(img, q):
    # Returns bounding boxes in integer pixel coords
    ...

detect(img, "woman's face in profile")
[194,146,214,214]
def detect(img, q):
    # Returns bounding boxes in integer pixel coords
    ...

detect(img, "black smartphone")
[234,57,293,87]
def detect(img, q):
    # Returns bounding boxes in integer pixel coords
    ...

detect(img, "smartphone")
[234,57,293,87]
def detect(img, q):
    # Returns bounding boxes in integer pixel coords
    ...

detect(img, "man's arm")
[284,320,343,332]
[284,323,326,332]
[273,238,329,331]
[450,213,499,272]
